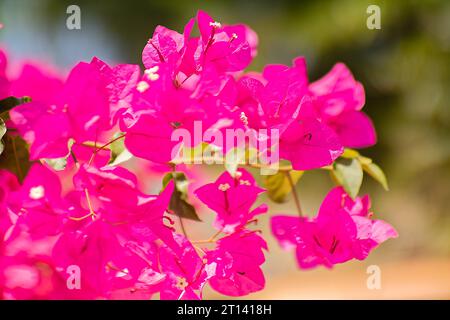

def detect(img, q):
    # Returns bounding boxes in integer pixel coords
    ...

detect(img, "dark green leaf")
[0,118,6,155]
[169,187,200,221]
[331,157,363,199]
[264,170,304,203]
[0,134,32,181]
[163,172,201,221]
[0,96,31,113]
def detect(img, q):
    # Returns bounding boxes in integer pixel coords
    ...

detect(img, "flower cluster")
[0,11,396,300]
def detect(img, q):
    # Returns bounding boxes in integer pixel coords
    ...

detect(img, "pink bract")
[195,168,267,233]
[271,187,397,269]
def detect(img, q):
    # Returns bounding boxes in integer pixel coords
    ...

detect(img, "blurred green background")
[1,0,449,298]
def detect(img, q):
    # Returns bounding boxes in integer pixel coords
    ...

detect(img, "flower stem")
[178,215,189,239]
[286,170,303,217]
[88,133,127,165]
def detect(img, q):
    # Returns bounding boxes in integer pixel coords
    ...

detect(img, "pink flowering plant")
[0,11,396,300]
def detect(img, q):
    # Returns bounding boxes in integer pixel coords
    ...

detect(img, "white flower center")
[136,81,150,93]
[218,183,230,191]
[144,66,160,81]
[175,276,188,290]
[239,179,251,186]
[209,21,222,28]
[29,186,45,200]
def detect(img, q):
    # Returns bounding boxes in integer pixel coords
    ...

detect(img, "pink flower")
[0,253,67,300]
[205,230,267,296]
[10,62,63,103]
[142,24,187,70]
[107,63,141,123]
[6,164,67,239]
[122,11,260,165]
[157,234,209,300]
[234,58,344,169]
[195,169,267,233]
[278,98,344,170]
[120,63,207,163]
[0,170,20,238]
[10,58,114,160]
[309,63,376,148]
[271,187,397,269]
[52,219,128,298]
[196,10,253,73]
[0,49,11,100]
[143,10,256,76]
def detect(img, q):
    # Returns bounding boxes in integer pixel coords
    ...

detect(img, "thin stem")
[69,188,97,221]
[286,170,303,217]
[178,215,188,239]
[191,229,224,245]
[68,212,95,221]
[70,150,79,168]
[88,133,127,165]
[193,245,206,256]
[191,239,216,245]
[208,230,222,242]
[84,188,96,214]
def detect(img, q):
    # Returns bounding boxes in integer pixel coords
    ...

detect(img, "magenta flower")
[10,62,63,103]
[0,170,20,238]
[233,58,344,170]
[195,169,267,233]
[6,164,67,239]
[69,164,177,252]
[271,187,397,269]
[155,234,209,300]
[309,63,376,148]
[52,220,122,298]
[0,253,67,300]
[0,49,11,100]
[143,10,256,77]
[10,58,113,159]
[205,230,267,296]
[120,63,206,163]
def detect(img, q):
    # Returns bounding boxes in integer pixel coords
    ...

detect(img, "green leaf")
[264,170,304,203]
[163,172,201,221]
[44,157,68,171]
[357,155,372,166]
[0,134,32,181]
[0,96,31,113]
[224,147,246,177]
[362,162,389,191]
[331,158,363,199]
[108,149,133,167]
[0,118,6,156]
[108,132,126,164]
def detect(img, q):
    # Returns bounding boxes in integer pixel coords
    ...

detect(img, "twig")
[286,170,303,217]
